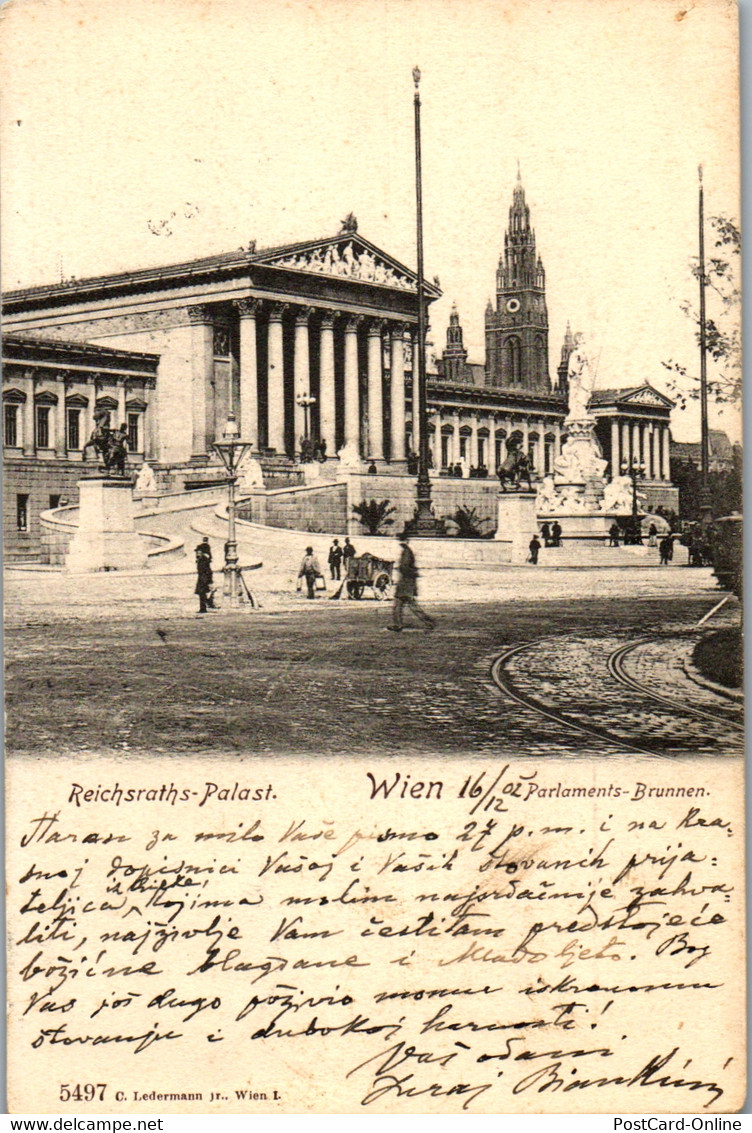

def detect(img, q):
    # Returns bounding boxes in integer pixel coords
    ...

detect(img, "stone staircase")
[533,540,688,568]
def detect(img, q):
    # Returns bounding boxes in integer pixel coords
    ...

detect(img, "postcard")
[2,0,743,1114]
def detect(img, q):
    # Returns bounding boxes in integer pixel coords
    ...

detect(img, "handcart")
[333,552,394,600]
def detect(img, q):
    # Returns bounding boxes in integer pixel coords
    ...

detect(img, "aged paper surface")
[6,756,746,1113]
[2,0,743,1116]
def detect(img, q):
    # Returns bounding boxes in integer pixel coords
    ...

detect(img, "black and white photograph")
[2,0,744,1115]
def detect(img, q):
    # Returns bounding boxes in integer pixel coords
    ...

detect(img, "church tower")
[485,170,550,391]
[442,302,469,383]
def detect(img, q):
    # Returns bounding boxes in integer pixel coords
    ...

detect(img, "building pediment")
[255,235,439,297]
[618,385,673,409]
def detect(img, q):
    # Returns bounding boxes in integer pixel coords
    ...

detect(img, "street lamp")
[621,457,646,544]
[213,412,253,607]
[296,392,316,460]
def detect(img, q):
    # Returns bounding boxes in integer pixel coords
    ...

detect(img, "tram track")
[490,633,742,757]
[489,642,662,756]
[607,639,744,731]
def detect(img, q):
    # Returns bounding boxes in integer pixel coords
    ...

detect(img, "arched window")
[535,335,546,383]
[506,337,521,384]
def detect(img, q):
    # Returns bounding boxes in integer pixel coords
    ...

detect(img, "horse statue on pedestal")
[82,410,129,476]
[497,449,533,492]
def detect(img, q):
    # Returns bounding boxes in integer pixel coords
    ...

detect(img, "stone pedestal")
[495,490,538,564]
[66,478,148,573]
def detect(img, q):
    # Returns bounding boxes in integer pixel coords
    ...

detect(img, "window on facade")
[477,438,485,467]
[459,436,467,460]
[127,413,141,452]
[506,337,521,383]
[36,405,50,449]
[441,435,449,468]
[4,403,18,447]
[495,438,504,467]
[67,408,81,451]
[17,494,28,532]
[49,494,61,510]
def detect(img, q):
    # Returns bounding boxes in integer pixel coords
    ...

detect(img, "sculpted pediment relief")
[621,386,671,408]
[260,240,418,292]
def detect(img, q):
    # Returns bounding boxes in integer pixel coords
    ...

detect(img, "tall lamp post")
[213,412,253,607]
[621,457,646,544]
[698,165,712,528]
[411,65,438,534]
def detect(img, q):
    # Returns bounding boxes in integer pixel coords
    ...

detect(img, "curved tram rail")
[490,636,742,757]
[607,639,744,730]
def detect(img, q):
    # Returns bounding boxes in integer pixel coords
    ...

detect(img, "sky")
[0,0,741,441]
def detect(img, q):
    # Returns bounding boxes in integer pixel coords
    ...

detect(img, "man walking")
[298,545,322,599]
[388,532,435,632]
[528,533,541,564]
[328,538,343,580]
[195,537,213,613]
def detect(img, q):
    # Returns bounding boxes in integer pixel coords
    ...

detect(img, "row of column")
[428,412,562,474]
[610,418,671,481]
[191,301,413,461]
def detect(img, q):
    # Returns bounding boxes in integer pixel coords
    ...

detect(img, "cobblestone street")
[5,560,742,759]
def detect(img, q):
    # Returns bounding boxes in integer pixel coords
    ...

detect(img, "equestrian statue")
[82,409,129,475]
[497,448,534,492]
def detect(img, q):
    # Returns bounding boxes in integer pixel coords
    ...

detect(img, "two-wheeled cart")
[333,552,394,600]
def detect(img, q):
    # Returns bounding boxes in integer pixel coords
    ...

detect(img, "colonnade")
[189,301,414,461]
[428,410,562,475]
[610,418,671,480]
[4,370,154,459]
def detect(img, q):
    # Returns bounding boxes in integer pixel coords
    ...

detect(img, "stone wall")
[345,472,500,537]
[238,484,348,534]
[4,459,90,560]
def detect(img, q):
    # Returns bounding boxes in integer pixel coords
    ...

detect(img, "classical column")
[452,412,461,465]
[611,420,620,477]
[632,421,641,466]
[367,321,384,461]
[267,304,287,454]
[188,305,214,459]
[319,313,336,457]
[117,382,127,429]
[488,417,497,475]
[293,307,312,452]
[343,317,360,453]
[235,298,260,448]
[389,325,406,462]
[470,415,479,468]
[642,424,651,479]
[661,426,671,481]
[651,428,660,481]
[55,383,66,458]
[621,421,631,467]
[554,422,562,458]
[521,418,530,458]
[536,424,545,474]
[144,388,157,461]
[21,370,35,456]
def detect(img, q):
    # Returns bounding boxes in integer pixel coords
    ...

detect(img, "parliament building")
[2,180,677,558]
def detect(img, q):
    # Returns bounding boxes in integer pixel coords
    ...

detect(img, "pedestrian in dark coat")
[659,535,673,565]
[342,537,356,569]
[387,533,435,632]
[195,537,213,613]
[328,539,343,580]
[528,534,541,564]
[551,520,562,547]
[540,521,552,547]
